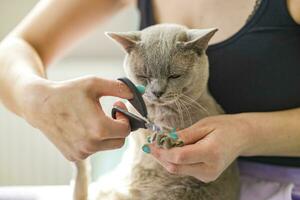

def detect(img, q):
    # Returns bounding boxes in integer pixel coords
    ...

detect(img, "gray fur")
[76,24,240,200]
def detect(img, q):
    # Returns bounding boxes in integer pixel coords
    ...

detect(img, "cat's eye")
[168,74,182,79]
[136,75,148,79]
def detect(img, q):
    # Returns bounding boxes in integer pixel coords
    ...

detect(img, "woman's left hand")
[147,114,253,183]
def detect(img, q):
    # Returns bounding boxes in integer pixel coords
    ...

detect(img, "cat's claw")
[145,128,184,150]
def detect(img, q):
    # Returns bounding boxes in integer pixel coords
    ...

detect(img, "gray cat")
[74,24,240,200]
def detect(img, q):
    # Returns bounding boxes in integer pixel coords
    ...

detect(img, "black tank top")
[137,0,300,167]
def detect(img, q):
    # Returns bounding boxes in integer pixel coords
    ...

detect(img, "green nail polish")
[171,127,176,133]
[147,135,152,143]
[142,144,151,153]
[157,134,166,146]
[169,132,178,140]
[136,85,145,94]
[176,140,184,147]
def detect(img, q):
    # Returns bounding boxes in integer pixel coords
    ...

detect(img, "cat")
[74,24,240,200]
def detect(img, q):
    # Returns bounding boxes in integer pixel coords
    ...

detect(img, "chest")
[152,0,257,44]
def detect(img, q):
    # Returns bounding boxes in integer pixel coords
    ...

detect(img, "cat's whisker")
[180,94,210,116]
[174,99,185,128]
[183,100,193,127]
[164,92,209,117]
[181,97,209,117]
[178,99,193,127]
[173,96,185,128]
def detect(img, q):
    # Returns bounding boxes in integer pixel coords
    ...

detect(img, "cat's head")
[106,24,217,106]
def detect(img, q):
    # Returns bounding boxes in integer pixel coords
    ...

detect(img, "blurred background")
[0,0,139,186]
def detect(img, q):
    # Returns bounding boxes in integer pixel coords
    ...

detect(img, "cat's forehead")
[134,25,190,68]
[140,25,188,49]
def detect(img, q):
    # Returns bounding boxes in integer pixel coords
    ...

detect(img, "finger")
[113,101,130,123]
[168,162,223,183]
[71,138,126,161]
[99,116,130,139]
[149,142,208,165]
[177,124,214,145]
[164,162,211,182]
[100,102,130,139]
[84,100,130,140]
[148,146,209,181]
[88,77,133,99]
[89,138,126,152]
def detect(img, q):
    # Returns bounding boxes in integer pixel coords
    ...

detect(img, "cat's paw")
[145,128,184,149]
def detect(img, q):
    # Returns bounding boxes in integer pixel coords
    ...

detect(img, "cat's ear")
[105,31,141,53]
[179,28,218,54]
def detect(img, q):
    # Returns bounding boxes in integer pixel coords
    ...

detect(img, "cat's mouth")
[144,95,179,106]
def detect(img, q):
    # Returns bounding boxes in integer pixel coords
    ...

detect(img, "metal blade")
[145,123,162,133]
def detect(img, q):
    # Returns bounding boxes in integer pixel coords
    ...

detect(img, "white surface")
[0,186,72,200]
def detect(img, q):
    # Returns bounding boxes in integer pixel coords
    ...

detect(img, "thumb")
[177,123,215,145]
[87,77,133,99]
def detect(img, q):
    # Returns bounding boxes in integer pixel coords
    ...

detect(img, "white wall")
[0,0,139,58]
[0,0,139,185]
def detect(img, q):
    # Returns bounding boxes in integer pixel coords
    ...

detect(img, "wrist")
[0,37,48,116]
[233,113,262,157]
[14,75,54,118]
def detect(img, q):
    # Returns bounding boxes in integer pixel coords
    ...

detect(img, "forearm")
[0,0,133,116]
[239,108,300,157]
[0,37,46,116]
[13,0,132,66]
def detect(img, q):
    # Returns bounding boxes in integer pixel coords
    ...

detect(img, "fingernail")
[176,140,184,147]
[136,85,145,94]
[171,127,176,133]
[157,134,166,146]
[169,132,178,140]
[146,135,152,143]
[142,144,151,153]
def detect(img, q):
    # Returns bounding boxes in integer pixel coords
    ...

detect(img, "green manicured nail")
[142,144,151,153]
[176,140,184,147]
[169,132,178,140]
[147,135,152,143]
[136,85,145,94]
[171,127,176,133]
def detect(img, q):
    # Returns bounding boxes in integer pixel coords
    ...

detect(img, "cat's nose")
[152,90,164,98]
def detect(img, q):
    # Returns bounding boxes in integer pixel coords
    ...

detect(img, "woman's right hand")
[18,76,133,161]
[0,0,135,162]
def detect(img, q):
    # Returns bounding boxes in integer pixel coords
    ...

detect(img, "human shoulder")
[287,0,300,24]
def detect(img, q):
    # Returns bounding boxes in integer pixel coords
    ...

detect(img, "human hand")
[146,114,253,182]
[18,76,133,161]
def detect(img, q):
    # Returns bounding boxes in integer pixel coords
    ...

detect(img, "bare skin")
[0,0,135,161]
[0,0,300,182]
[153,0,300,43]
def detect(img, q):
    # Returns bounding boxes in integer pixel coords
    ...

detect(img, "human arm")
[0,0,135,161]
[0,0,134,114]
[287,0,300,24]
[148,108,300,182]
